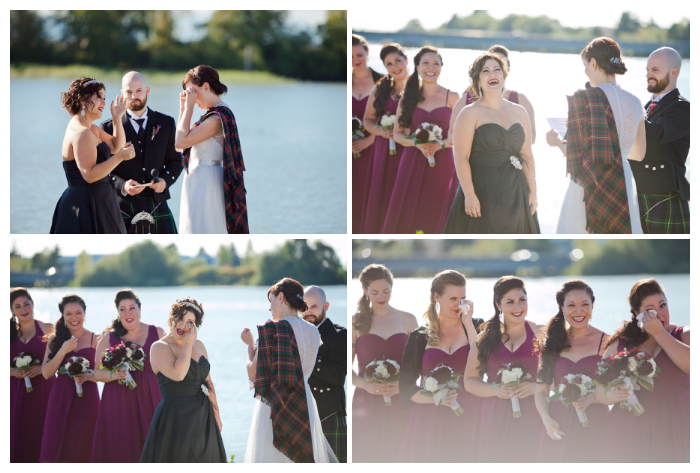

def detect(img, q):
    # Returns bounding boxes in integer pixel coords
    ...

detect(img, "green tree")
[668,18,690,41]
[217,244,240,267]
[617,12,642,34]
[257,240,346,286]
[399,19,426,33]
[31,246,61,270]
[10,10,49,64]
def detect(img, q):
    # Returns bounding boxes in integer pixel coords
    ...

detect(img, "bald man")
[630,47,690,233]
[100,72,182,233]
[303,286,347,462]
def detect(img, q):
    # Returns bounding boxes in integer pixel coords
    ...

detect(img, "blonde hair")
[423,270,467,347]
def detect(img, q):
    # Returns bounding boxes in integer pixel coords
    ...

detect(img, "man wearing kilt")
[101,71,182,233]
[630,47,690,233]
[303,286,347,462]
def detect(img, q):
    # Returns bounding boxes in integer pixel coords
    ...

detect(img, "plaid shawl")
[565,88,632,234]
[254,320,314,463]
[181,105,249,234]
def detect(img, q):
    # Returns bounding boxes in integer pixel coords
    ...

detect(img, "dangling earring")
[80,105,85,117]
[435,302,441,314]
[499,311,504,323]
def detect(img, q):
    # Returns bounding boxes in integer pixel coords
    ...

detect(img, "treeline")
[11,240,346,287]
[10,10,346,81]
[401,11,690,44]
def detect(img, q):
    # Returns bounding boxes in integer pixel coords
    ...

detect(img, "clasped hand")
[366,381,399,397]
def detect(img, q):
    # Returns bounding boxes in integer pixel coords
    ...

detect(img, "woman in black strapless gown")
[444,54,540,234]
[50,77,135,234]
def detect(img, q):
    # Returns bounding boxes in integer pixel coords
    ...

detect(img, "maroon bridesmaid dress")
[39,334,100,462]
[353,333,409,462]
[10,321,56,463]
[397,344,479,462]
[362,96,404,233]
[381,90,458,234]
[597,327,689,462]
[476,322,540,462]
[536,333,608,462]
[352,96,374,233]
[91,325,162,462]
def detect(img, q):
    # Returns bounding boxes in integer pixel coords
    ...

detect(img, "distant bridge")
[353,30,690,58]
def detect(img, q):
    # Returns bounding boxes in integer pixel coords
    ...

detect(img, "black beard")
[647,72,671,93]
[128,96,147,111]
[306,308,326,326]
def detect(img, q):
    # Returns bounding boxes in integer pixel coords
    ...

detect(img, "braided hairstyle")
[537,280,595,385]
[353,264,394,334]
[475,276,525,377]
[581,37,628,75]
[47,295,86,360]
[605,279,665,351]
[10,288,33,343]
[268,278,308,313]
[423,270,467,347]
[109,289,141,338]
[373,43,407,118]
[398,46,442,129]
[60,77,105,116]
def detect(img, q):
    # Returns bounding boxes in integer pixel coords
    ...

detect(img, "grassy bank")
[10,64,295,85]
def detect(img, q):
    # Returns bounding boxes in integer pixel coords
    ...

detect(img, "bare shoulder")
[194,339,207,354]
[155,326,167,339]
[681,326,690,345]
[447,90,460,108]
[528,320,545,336]
[39,321,55,334]
[398,310,419,330]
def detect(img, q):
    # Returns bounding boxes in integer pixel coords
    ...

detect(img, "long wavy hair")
[10,288,33,343]
[398,46,442,129]
[537,280,595,385]
[353,264,394,335]
[46,295,86,360]
[604,279,665,351]
[423,270,467,347]
[373,43,407,118]
[465,53,508,99]
[475,276,526,377]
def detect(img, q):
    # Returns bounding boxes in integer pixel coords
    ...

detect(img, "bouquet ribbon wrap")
[24,377,33,392]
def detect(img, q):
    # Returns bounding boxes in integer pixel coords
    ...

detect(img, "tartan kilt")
[120,195,177,234]
[320,412,347,463]
[638,192,690,234]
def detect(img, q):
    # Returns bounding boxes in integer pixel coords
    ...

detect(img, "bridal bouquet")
[99,341,146,389]
[58,356,91,397]
[549,373,595,427]
[13,352,41,392]
[492,362,532,418]
[364,358,400,406]
[352,116,365,158]
[377,113,397,154]
[405,122,445,167]
[420,363,464,416]
[594,347,660,416]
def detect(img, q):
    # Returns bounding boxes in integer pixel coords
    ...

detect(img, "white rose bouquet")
[377,113,397,154]
[364,358,400,406]
[57,356,92,397]
[405,122,445,167]
[352,116,365,158]
[420,363,464,416]
[13,352,41,392]
[492,362,532,418]
[549,373,595,427]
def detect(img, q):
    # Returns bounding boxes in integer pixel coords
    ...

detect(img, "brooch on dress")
[510,156,523,170]
[201,384,210,396]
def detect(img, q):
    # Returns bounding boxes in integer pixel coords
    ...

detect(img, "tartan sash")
[254,320,314,463]
[181,105,249,234]
[565,88,632,234]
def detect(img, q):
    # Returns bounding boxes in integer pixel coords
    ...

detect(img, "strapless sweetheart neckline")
[358,332,408,343]
[425,344,470,357]
[476,122,524,133]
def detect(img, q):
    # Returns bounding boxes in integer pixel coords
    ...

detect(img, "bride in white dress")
[549,38,646,234]
[241,279,338,463]
[175,68,230,234]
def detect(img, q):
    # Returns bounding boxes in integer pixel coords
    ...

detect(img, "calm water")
[366,45,691,233]
[11,79,347,234]
[349,274,689,399]
[28,285,348,460]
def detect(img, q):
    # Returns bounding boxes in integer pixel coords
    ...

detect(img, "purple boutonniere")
[151,124,162,140]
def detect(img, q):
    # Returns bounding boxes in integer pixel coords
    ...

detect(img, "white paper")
[547,118,568,138]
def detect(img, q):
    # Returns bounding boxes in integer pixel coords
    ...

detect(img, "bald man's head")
[646,47,682,96]
[303,286,329,326]
[121,71,149,112]
[650,47,682,71]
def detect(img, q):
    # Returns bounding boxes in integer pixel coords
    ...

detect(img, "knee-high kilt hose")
[639,192,690,234]
[320,412,346,463]
[121,195,177,233]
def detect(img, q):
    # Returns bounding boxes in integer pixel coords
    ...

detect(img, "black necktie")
[135,118,146,140]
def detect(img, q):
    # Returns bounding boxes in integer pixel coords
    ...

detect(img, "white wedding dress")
[556,83,644,234]
[244,316,338,463]
[179,103,229,234]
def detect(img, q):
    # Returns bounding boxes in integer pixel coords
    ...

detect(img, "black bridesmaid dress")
[50,142,126,234]
[444,123,540,234]
[140,356,226,463]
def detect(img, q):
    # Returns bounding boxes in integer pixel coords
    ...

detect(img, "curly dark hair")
[60,77,105,116]
[466,53,508,99]
[605,279,665,351]
[398,46,443,129]
[10,287,33,343]
[108,289,142,338]
[352,34,369,51]
[268,277,308,313]
[581,37,627,75]
[372,43,407,118]
[168,297,204,329]
[353,264,394,335]
[182,65,228,96]
[46,295,86,360]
